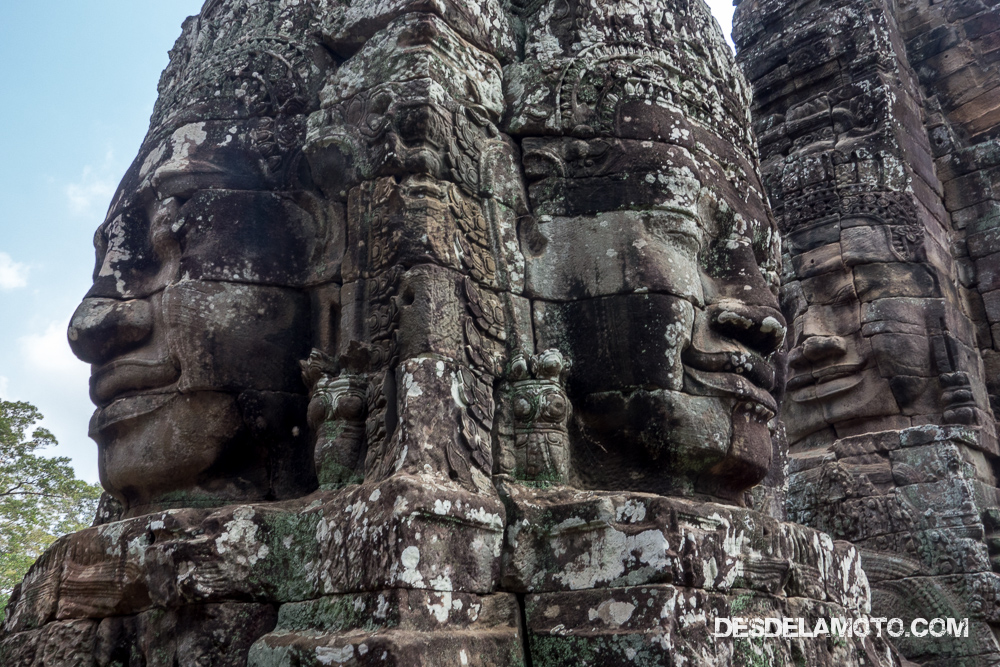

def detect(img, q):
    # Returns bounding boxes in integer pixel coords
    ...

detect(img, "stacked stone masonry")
[4,0,1000,664]
[735,0,1000,663]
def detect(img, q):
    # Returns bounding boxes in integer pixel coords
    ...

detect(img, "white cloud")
[19,322,90,381]
[0,252,29,290]
[0,376,9,399]
[66,151,119,218]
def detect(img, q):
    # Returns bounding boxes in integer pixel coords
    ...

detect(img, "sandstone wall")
[735,0,1000,663]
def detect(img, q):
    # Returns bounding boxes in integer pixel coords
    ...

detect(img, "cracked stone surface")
[736,0,1000,662]
[8,0,1000,664]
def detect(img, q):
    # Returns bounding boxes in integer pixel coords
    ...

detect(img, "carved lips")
[785,361,867,403]
[682,302,785,422]
[91,356,181,406]
[683,362,778,422]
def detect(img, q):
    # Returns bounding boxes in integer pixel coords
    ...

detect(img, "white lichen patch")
[393,495,410,518]
[403,371,423,398]
[427,590,454,623]
[98,520,129,556]
[760,316,785,340]
[214,506,269,567]
[464,506,504,531]
[553,528,669,589]
[396,545,424,587]
[375,593,391,620]
[590,599,636,627]
[315,645,355,665]
[702,557,719,585]
[615,500,647,523]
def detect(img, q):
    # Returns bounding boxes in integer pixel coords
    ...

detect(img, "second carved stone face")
[525,139,786,500]
[781,249,899,447]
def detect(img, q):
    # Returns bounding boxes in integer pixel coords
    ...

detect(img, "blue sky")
[0,1,736,484]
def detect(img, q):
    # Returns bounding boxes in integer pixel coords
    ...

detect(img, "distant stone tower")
[0,0,920,665]
[735,0,1000,662]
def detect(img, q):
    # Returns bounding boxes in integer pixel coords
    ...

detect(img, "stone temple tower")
[12,0,1000,664]
[735,0,1000,663]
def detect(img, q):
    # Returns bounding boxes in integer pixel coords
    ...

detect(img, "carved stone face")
[67,121,327,515]
[526,140,786,500]
[782,259,899,446]
[780,210,944,448]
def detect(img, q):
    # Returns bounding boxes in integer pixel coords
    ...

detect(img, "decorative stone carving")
[496,349,572,483]
[7,0,974,664]
[736,0,1000,662]
[301,350,369,489]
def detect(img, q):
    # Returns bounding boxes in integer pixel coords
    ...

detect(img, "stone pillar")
[1,0,924,665]
[735,0,1000,662]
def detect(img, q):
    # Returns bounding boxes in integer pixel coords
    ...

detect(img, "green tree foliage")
[0,400,102,610]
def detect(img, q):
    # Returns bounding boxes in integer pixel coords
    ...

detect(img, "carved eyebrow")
[93,226,107,251]
[645,209,705,247]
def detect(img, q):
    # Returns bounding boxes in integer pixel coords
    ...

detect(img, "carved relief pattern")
[462,277,508,377]
[15,0,997,662]
[506,350,572,483]
[362,370,391,480]
[454,366,495,484]
[448,184,497,286]
[364,268,401,372]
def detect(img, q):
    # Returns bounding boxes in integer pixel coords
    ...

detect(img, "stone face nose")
[788,335,848,368]
[67,297,153,364]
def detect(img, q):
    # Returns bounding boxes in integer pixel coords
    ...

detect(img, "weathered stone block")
[160,282,310,393]
[871,333,935,377]
[796,302,862,337]
[532,294,693,395]
[900,423,984,449]
[832,430,903,458]
[499,482,869,609]
[800,269,858,305]
[247,590,524,667]
[861,297,977,347]
[503,59,758,179]
[890,442,985,486]
[0,620,98,667]
[173,190,342,287]
[853,262,942,301]
[96,604,277,667]
[787,219,841,255]
[321,13,504,118]
[523,587,892,667]
[791,243,846,278]
[842,226,911,265]
[783,366,900,445]
[522,137,720,218]
[316,0,516,63]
